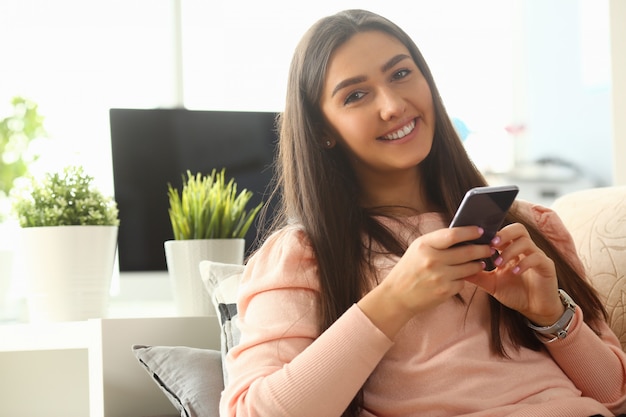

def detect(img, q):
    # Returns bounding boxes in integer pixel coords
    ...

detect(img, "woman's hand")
[358,225,492,338]
[464,223,565,326]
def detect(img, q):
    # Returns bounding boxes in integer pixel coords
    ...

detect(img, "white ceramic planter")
[17,225,118,322]
[0,221,17,318]
[164,239,244,316]
[0,248,14,319]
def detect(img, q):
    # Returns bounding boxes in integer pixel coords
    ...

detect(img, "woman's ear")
[320,125,339,149]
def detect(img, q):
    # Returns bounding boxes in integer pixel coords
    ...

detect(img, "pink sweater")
[220,203,626,417]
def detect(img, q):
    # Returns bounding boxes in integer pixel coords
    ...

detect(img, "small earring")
[325,140,332,147]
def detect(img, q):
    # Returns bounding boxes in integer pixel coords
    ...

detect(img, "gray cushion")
[131,261,244,417]
[132,344,223,417]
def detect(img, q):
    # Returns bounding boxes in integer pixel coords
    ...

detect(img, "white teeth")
[382,119,416,140]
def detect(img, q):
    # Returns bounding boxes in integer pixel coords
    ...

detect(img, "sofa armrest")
[552,186,626,351]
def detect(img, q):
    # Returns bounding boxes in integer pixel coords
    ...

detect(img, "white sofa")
[551,185,626,350]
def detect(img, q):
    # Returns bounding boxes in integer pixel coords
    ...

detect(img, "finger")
[448,243,493,267]
[440,225,486,249]
[509,251,554,276]
[490,224,535,267]
[493,235,533,265]
[491,223,529,248]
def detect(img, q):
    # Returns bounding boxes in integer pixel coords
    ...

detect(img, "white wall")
[0,0,519,195]
[0,0,180,196]
[610,0,626,185]
[0,0,614,189]
[514,0,612,186]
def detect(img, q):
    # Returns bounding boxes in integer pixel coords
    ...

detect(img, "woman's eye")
[344,91,366,105]
[392,69,411,80]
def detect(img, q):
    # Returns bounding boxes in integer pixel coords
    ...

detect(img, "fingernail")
[494,256,503,266]
[512,266,521,274]
[491,236,501,245]
[477,227,484,235]
[490,247,496,255]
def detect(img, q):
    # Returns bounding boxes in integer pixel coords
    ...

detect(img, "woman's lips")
[378,118,417,141]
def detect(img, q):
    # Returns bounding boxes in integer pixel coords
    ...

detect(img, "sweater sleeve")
[523,203,626,413]
[219,226,393,417]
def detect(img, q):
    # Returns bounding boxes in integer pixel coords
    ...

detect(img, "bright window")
[1,0,178,194]
[8,0,607,194]
[181,1,516,167]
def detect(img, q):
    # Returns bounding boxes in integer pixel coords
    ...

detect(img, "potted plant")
[12,165,119,322]
[164,168,262,316]
[0,96,48,318]
[0,96,48,220]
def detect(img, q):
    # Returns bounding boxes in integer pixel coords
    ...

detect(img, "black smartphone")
[449,185,519,270]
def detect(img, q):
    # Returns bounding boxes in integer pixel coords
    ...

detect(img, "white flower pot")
[164,239,244,316]
[0,248,14,319]
[0,220,20,321]
[17,225,118,322]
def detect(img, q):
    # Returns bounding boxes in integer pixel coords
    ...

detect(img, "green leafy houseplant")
[0,97,48,222]
[167,169,262,240]
[12,165,120,322]
[12,165,119,227]
[0,97,48,197]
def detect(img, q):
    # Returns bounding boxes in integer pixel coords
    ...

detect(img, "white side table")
[0,315,220,417]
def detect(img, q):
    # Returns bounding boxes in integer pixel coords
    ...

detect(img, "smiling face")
[320,30,435,205]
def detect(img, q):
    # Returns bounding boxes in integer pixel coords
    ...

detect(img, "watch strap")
[527,289,576,341]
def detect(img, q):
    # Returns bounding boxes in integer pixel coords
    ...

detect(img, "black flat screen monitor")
[109,108,279,271]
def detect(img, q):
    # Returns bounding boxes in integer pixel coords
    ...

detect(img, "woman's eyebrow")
[331,75,366,98]
[381,54,411,73]
[331,54,412,98]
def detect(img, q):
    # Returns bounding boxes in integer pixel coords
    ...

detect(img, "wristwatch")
[527,289,577,341]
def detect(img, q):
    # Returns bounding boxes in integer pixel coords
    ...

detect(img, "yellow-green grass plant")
[167,169,263,240]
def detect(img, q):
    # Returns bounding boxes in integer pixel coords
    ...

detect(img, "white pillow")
[199,260,245,385]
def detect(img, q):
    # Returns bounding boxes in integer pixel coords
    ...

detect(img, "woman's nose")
[378,88,406,121]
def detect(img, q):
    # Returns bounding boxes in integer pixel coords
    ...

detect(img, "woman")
[220,9,626,417]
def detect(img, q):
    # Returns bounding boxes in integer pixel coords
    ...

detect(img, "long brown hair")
[268,9,606,417]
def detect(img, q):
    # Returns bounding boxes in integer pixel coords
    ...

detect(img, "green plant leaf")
[167,168,263,240]
[11,165,119,227]
[0,97,48,196]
